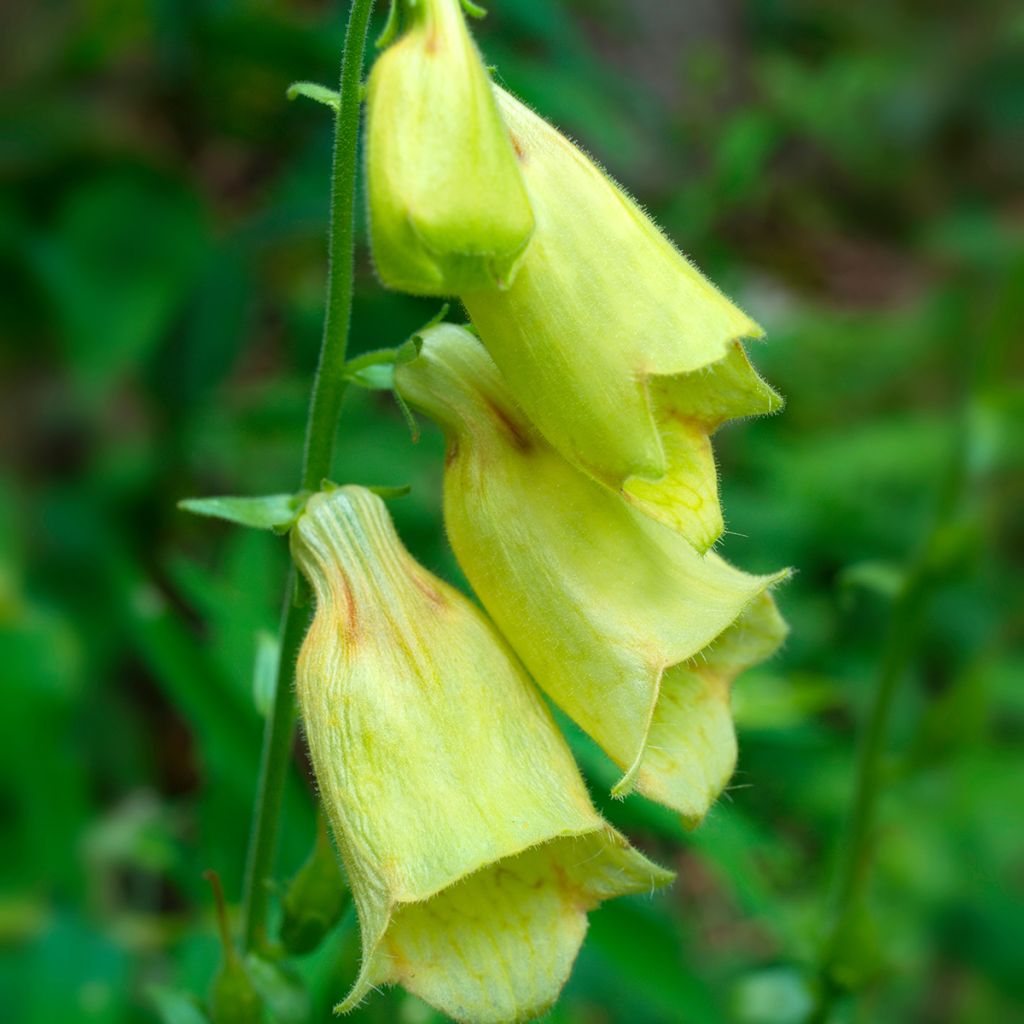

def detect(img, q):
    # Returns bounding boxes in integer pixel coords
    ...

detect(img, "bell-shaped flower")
[365,0,534,295]
[461,87,781,552]
[637,591,788,819]
[292,486,672,1022]
[395,325,788,825]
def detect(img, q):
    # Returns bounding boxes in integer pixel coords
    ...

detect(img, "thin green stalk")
[811,414,969,1021]
[241,0,376,953]
[811,572,929,1021]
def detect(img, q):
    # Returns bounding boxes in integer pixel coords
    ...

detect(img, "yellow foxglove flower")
[638,591,788,819]
[461,87,781,552]
[396,325,788,825]
[366,0,534,295]
[292,486,672,1022]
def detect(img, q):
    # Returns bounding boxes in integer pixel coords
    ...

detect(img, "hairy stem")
[241,0,376,952]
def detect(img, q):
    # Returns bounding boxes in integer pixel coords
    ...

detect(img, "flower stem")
[240,0,376,953]
[811,413,969,1020]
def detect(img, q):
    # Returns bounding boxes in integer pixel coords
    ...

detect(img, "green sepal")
[342,338,423,391]
[394,388,420,442]
[342,305,445,392]
[409,302,450,340]
[320,480,411,501]
[460,0,487,17]
[376,0,401,49]
[208,960,263,1024]
[279,815,350,956]
[177,493,309,533]
[367,483,412,499]
[344,361,395,391]
[204,871,265,1024]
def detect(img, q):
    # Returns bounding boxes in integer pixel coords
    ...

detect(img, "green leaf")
[31,174,206,399]
[285,81,340,111]
[730,966,818,1024]
[245,956,310,1024]
[839,560,905,599]
[733,672,839,730]
[177,493,308,532]
[251,630,280,719]
[147,986,212,1024]
[586,900,720,1023]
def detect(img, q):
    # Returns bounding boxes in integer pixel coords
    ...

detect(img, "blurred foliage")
[1,1,1022,1022]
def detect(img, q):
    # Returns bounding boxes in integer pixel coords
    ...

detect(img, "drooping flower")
[292,486,672,1022]
[365,0,534,295]
[461,87,781,553]
[396,325,788,825]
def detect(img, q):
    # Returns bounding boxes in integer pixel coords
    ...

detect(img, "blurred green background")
[2,1,1022,1022]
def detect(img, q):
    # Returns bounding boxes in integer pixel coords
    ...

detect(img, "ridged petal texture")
[461,87,781,552]
[292,487,672,1022]
[366,0,534,295]
[396,326,789,825]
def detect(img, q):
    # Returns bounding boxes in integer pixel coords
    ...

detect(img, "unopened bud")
[366,0,534,295]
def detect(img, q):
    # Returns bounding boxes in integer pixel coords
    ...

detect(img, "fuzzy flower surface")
[365,0,534,295]
[396,326,788,824]
[292,486,672,1022]
[461,87,781,552]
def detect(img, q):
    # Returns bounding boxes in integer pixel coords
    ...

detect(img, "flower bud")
[395,325,788,825]
[366,0,534,295]
[292,486,672,1022]
[209,960,263,1024]
[461,87,781,552]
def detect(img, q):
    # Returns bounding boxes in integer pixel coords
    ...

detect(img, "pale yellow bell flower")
[292,486,672,1022]
[638,591,788,819]
[395,325,788,825]
[461,87,781,552]
[365,0,534,295]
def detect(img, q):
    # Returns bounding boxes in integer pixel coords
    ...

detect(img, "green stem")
[240,0,376,953]
[811,574,928,1020]
[812,419,968,1020]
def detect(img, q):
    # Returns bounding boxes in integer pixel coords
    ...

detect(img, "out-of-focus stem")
[811,405,970,1021]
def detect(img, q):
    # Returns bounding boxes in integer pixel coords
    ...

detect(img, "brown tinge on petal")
[291,486,672,1022]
